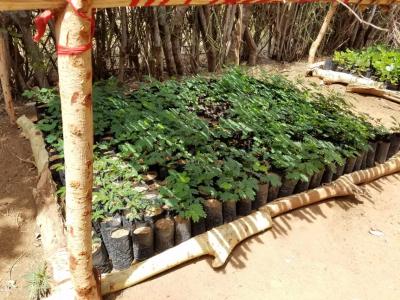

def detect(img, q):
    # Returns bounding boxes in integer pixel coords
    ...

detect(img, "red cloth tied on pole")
[130,0,141,6]
[33,10,54,43]
[57,43,93,55]
[33,0,94,56]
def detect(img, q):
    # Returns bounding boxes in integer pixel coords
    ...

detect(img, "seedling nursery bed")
[24,69,400,274]
[324,45,400,91]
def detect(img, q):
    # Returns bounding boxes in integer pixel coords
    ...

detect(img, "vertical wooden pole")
[55,0,100,299]
[308,2,338,64]
[227,4,243,66]
[0,27,16,124]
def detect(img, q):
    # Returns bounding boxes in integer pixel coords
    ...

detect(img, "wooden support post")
[55,0,100,299]
[308,2,338,64]
[0,27,16,124]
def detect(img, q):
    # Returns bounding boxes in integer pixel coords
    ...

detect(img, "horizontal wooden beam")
[0,0,398,11]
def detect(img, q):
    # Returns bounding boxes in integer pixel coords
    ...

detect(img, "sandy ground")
[0,106,43,300]
[109,62,400,300]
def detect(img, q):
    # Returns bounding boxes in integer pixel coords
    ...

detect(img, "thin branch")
[6,148,36,167]
[336,0,388,32]
[9,252,26,280]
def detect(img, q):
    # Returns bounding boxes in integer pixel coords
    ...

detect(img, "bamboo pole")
[0,28,16,124]
[308,1,338,64]
[54,0,100,299]
[0,0,397,11]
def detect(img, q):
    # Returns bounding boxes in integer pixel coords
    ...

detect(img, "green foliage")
[26,262,51,300]
[92,153,146,221]
[27,69,379,221]
[159,170,205,222]
[23,88,64,153]
[333,45,400,85]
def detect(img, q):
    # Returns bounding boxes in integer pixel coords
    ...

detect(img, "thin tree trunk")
[198,7,216,72]
[131,49,141,79]
[0,27,16,124]
[118,7,128,82]
[94,10,107,79]
[241,6,257,66]
[10,41,29,92]
[10,12,50,88]
[144,21,153,76]
[55,0,100,298]
[354,5,377,49]
[308,2,338,64]
[127,9,142,78]
[277,4,296,61]
[221,5,237,64]
[150,8,163,80]
[105,8,121,71]
[227,5,243,66]
[171,7,188,75]
[158,7,177,76]
[190,9,200,73]
[243,27,257,66]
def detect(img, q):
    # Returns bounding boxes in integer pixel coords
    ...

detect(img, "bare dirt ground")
[0,105,43,300]
[110,62,400,300]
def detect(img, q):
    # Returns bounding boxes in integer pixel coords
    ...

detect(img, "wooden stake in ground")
[308,2,338,64]
[55,0,100,299]
[0,25,16,124]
